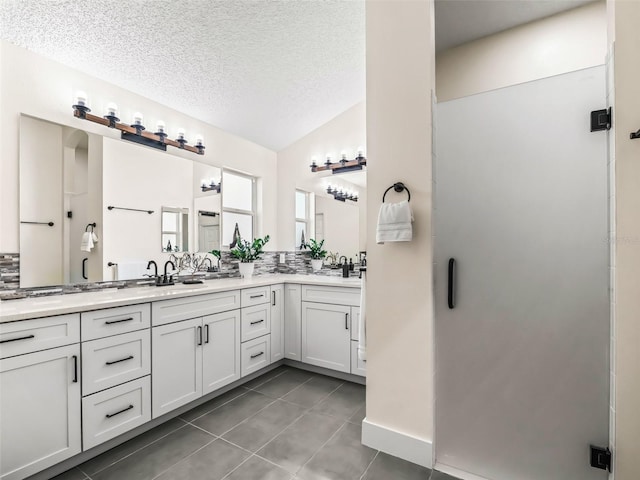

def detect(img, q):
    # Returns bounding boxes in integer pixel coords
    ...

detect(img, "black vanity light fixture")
[310,147,366,174]
[201,177,222,193]
[327,184,358,202]
[72,91,206,155]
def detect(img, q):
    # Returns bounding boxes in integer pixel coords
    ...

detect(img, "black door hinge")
[591,107,612,132]
[590,445,612,472]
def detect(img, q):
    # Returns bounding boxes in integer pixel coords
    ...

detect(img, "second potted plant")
[305,238,327,272]
[230,235,270,278]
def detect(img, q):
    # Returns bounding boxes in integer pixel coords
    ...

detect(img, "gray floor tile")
[79,418,186,475]
[312,382,365,420]
[223,400,307,452]
[347,403,366,425]
[241,365,291,390]
[253,369,315,398]
[225,455,292,480]
[91,424,215,480]
[155,438,250,480]
[50,467,87,480]
[192,390,275,435]
[281,375,343,408]
[362,451,431,480]
[430,470,461,480]
[297,422,376,480]
[257,412,344,474]
[179,387,248,422]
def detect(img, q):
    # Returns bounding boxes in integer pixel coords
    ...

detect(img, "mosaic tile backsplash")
[0,251,362,300]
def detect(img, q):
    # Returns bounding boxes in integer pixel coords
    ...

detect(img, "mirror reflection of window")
[161,207,189,252]
[295,189,310,249]
[222,170,255,246]
[197,211,220,251]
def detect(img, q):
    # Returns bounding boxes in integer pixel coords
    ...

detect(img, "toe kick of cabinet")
[241,335,271,377]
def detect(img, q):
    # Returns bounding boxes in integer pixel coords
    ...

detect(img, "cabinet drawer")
[241,304,271,342]
[82,376,151,450]
[152,290,240,326]
[81,304,150,341]
[241,335,271,377]
[301,285,361,306]
[351,341,366,377]
[82,330,150,395]
[241,286,271,307]
[0,314,79,359]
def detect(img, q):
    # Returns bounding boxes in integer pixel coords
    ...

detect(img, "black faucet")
[160,260,176,286]
[203,257,215,272]
[339,256,349,278]
[146,260,158,280]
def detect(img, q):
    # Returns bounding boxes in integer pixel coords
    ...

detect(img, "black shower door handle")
[448,258,456,309]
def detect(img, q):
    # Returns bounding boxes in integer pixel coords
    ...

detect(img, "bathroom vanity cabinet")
[0,275,362,480]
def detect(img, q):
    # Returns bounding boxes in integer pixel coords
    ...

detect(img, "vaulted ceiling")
[0,0,595,151]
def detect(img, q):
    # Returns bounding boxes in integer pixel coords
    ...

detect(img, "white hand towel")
[376,200,413,244]
[80,231,94,252]
[91,231,99,244]
[357,271,367,362]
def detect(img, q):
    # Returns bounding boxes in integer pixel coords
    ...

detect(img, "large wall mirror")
[19,114,222,288]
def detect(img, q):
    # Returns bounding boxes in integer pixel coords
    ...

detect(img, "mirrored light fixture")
[201,177,221,193]
[327,184,358,202]
[310,147,366,174]
[71,91,205,155]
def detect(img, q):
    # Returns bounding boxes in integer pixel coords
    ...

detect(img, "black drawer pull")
[72,355,78,383]
[249,294,264,299]
[345,313,349,330]
[204,324,210,344]
[197,326,203,346]
[250,319,264,325]
[105,317,134,325]
[106,404,134,418]
[272,291,276,306]
[250,351,264,359]
[448,258,456,309]
[105,355,134,365]
[0,334,35,344]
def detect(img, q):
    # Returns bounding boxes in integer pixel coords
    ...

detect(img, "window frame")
[295,189,311,250]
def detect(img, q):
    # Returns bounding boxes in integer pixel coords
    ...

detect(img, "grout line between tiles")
[359,450,380,480]
[218,452,255,480]
[149,436,218,480]
[296,420,349,475]
[181,389,250,423]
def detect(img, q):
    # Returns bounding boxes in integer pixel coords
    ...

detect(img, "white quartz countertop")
[0,274,362,323]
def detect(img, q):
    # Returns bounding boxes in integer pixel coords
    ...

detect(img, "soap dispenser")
[349,258,354,271]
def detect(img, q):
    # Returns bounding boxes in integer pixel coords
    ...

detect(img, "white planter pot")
[238,262,255,278]
[311,259,323,272]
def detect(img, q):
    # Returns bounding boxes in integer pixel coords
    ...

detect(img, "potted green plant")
[230,235,270,278]
[208,249,221,271]
[305,238,327,272]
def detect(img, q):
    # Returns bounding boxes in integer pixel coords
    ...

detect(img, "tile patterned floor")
[52,367,459,480]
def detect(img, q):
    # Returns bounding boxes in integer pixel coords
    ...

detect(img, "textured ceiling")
[1,0,595,151]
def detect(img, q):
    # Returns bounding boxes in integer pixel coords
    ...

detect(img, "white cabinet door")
[0,344,81,480]
[301,302,351,373]
[284,284,302,361]
[270,284,285,362]
[202,310,241,395]
[152,318,202,418]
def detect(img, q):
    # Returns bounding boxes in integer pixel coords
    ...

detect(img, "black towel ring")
[382,182,411,202]
[85,223,97,232]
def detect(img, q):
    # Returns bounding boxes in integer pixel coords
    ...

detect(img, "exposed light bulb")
[75,90,88,107]
[132,112,144,125]
[106,102,118,116]
[195,135,204,146]
[156,120,166,133]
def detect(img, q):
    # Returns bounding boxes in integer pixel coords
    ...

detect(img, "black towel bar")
[108,206,154,214]
[382,182,411,202]
[85,222,97,232]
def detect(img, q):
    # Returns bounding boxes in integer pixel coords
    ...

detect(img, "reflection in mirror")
[161,207,189,252]
[314,195,360,261]
[18,114,224,288]
[196,211,220,252]
[193,162,222,252]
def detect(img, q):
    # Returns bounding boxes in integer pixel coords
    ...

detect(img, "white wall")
[363,0,435,467]
[436,1,607,102]
[101,137,194,279]
[277,102,366,251]
[610,2,640,478]
[315,196,360,260]
[0,41,278,254]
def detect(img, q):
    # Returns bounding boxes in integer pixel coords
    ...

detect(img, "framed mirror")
[161,207,189,252]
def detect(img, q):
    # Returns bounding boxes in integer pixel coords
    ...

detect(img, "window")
[295,190,310,249]
[222,170,256,247]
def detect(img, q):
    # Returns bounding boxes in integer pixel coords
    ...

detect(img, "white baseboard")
[434,463,492,480]
[361,418,433,468]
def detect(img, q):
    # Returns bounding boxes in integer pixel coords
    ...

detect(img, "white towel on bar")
[358,271,367,362]
[376,200,413,244]
[80,231,94,252]
[116,262,147,280]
